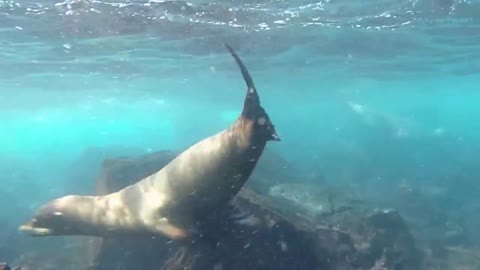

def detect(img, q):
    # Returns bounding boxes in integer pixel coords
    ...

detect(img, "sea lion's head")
[249,103,280,142]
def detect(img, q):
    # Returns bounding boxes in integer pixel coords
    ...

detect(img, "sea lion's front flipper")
[19,194,150,237]
[18,223,53,236]
[18,193,190,239]
[18,195,98,237]
[150,218,188,240]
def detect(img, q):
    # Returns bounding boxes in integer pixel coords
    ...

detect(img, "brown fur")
[19,44,280,240]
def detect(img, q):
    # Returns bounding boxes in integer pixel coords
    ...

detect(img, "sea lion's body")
[19,44,280,240]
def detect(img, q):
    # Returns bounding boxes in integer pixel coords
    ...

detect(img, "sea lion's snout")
[270,131,281,142]
[261,115,281,142]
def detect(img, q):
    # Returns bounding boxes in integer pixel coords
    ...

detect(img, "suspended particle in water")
[279,240,288,252]
[213,262,223,270]
[257,117,266,125]
[433,127,445,136]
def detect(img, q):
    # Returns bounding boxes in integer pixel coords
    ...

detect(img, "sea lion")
[18,43,280,240]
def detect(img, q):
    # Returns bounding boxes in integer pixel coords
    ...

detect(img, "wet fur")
[19,44,279,240]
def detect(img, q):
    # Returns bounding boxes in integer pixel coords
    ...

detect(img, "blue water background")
[0,0,479,262]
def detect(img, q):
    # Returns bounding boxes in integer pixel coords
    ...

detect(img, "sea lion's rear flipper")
[225,43,280,142]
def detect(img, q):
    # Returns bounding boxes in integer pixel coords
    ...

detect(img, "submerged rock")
[358,209,421,270]
[267,182,356,219]
[0,262,10,270]
[65,145,147,195]
[81,149,421,270]
[12,147,424,270]
[268,183,332,215]
[248,148,302,193]
[83,148,335,270]
[92,146,300,197]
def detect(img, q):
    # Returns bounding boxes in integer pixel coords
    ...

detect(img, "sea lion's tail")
[225,43,281,142]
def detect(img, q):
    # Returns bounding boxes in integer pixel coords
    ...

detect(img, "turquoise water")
[1,0,480,266]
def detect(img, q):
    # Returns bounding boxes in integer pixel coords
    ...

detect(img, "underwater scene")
[1,0,480,269]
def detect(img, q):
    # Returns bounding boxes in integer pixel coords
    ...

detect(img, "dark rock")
[354,209,421,270]
[0,262,20,270]
[86,146,299,198]
[83,148,337,270]
[64,146,147,195]
[0,262,10,270]
[81,149,420,270]
[95,149,178,196]
[82,149,179,270]
[12,243,87,270]
[89,146,296,196]
[11,147,422,270]
[247,148,302,193]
